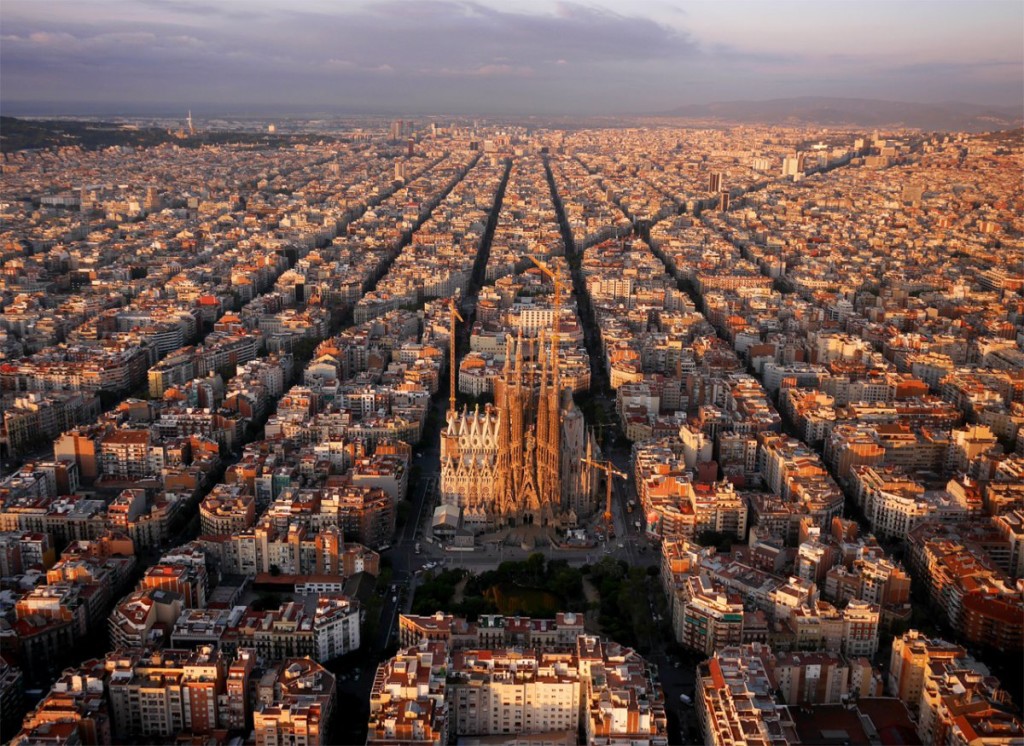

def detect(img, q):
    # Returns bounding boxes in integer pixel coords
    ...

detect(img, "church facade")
[440,332,598,531]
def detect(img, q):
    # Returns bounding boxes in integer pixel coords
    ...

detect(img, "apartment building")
[448,648,580,736]
[696,644,799,746]
[108,588,185,650]
[670,575,744,656]
[199,485,256,535]
[254,658,336,746]
[368,641,449,746]
[400,612,586,651]
[371,619,666,746]
[105,647,227,739]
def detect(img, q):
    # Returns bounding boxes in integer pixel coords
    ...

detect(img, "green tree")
[291,337,321,364]
[549,565,583,601]
[525,552,546,584]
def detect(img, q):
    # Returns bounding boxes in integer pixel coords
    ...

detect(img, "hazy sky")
[2,0,1022,115]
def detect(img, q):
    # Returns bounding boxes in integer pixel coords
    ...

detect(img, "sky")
[1,0,1022,116]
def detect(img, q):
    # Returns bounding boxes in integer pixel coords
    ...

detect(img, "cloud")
[279,0,698,71]
[885,59,1024,76]
[435,64,536,78]
[135,0,227,15]
[0,0,1020,114]
[26,31,77,46]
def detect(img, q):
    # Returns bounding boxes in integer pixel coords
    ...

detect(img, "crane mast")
[581,457,626,536]
[527,255,568,395]
[448,296,463,417]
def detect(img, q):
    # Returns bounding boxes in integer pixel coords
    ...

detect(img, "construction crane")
[448,296,463,417]
[588,421,618,447]
[581,458,627,536]
[527,255,570,391]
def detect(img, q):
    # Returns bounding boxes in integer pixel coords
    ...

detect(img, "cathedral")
[440,331,599,532]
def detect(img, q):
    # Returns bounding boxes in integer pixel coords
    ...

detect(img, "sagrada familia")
[440,330,599,531]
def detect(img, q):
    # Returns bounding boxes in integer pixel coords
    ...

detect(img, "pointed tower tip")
[503,333,512,375]
[514,329,524,376]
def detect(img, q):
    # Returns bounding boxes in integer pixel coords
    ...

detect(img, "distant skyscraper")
[144,186,161,213]
[389,120,402,141]
[709,172,723,193]
[782,154,805,179]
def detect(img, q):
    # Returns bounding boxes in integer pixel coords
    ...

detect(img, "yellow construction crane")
[527,255,570,388]
[581,458,627,535]
[448,296,463,417]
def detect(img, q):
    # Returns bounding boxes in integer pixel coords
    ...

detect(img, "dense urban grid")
[0,118,1022,746]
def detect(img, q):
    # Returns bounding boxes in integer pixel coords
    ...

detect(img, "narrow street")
[368,157,513,654]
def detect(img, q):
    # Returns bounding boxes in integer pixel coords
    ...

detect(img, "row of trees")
[408,554,669,653]
[588,556,666,653]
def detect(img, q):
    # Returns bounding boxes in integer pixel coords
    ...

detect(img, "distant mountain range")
[656,97,1023,132]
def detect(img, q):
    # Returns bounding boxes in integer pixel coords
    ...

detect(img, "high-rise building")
[144,186,161,212]
[782,153,806,179]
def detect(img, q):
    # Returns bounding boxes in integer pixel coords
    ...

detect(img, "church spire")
[536,331,549,504]
[551,303,560,399]
[514,327,524,388]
